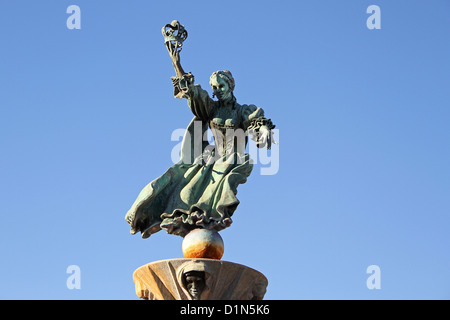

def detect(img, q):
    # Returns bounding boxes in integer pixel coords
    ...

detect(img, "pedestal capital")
[133,258,268,300]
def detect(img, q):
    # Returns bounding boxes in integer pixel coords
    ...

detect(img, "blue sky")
[0,0,449,299]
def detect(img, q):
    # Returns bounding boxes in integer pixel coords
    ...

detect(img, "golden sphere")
[182,229,224,260]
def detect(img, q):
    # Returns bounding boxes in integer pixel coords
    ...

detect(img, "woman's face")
[184,271,205,300]
[210,75,232,101]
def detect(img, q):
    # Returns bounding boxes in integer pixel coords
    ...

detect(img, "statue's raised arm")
[162,20,214,123]
[162,20,194,99]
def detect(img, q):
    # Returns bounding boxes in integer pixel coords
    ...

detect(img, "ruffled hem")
[160,207,233,237]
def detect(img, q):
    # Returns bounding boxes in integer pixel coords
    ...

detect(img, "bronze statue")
[125,20,276,239]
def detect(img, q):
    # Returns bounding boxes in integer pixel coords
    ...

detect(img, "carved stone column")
[133,258,268,300]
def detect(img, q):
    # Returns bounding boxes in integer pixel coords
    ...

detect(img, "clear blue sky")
[0,0,449,299]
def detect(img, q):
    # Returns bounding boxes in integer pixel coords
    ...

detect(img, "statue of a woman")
[125,22,275,238]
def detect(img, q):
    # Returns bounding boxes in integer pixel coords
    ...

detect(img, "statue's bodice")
[184,83,268,158]
[209,105,246,157]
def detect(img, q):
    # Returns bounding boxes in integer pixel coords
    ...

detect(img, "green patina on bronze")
[125,21,276,238]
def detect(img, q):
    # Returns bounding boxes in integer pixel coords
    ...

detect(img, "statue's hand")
[256,126,271,149]
[171,73,194,99]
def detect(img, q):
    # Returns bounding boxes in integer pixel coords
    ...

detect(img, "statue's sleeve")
[186,84,215,121]
[240,104,275,131]
[171,74,215,121]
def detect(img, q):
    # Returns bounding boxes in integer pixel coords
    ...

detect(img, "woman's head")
[210,70,235,101]
[182,271,206,300]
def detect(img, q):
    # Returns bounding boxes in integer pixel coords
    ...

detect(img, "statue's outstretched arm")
[243,107,276,150]
[248,118,276,150]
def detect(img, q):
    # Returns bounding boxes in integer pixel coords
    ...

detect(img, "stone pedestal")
[133,258,268,300]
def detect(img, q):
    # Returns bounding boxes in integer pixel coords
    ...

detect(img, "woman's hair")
[210,70,235,92]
